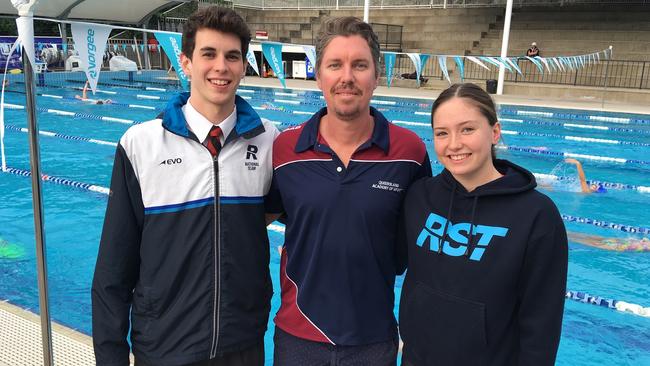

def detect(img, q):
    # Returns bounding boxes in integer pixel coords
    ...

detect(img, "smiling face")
[316,35,378,122]
[181,28,245,118]
[432,97,501,190]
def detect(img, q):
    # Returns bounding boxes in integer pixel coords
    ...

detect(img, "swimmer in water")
[567,231,650,252]
[564,158,606,193]
[75,81,112,105]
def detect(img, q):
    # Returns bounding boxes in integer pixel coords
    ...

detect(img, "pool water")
[0,75,649,365]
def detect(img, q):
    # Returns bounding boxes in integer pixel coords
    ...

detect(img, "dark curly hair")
[182,6,251,61]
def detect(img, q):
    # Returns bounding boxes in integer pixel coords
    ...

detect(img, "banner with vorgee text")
[262,42,286,88]
[154,32,189,90]
[71,22,112,94]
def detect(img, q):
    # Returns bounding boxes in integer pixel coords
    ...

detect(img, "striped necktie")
[206,126,222,157]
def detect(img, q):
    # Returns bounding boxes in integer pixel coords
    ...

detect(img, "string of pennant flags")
[11,16,613,94]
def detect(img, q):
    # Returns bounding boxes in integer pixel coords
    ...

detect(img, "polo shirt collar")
[295,106,390,154]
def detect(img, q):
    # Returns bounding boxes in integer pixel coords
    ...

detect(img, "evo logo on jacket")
[416,212,508,261]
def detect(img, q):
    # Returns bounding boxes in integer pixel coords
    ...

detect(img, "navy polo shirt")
[268,107,432,346]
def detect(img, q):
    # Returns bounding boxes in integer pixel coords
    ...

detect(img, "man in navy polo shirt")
[267,17,432,366]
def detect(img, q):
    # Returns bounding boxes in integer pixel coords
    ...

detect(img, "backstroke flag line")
[71,22,112,94]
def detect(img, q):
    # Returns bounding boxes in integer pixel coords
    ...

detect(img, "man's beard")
[331,83,363,121]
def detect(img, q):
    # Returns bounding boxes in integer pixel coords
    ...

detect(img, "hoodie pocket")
[400,281,487,366]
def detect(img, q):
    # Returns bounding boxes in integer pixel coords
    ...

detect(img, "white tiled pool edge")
[0,300,101,365]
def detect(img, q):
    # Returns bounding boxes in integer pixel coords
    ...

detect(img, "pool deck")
[0,300,133,365]
[241,76,650,115]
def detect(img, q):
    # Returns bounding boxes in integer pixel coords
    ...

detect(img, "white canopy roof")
[0,0,190,25]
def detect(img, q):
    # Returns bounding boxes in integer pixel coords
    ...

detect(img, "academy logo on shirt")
[371,180,403,193]
[416,212,508,261]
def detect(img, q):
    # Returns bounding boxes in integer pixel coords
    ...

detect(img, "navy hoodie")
[399,160,567,366]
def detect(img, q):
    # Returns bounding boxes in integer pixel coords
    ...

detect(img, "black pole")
[22,47,54,366]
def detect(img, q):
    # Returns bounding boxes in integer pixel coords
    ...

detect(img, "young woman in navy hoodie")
[398,83,568,366]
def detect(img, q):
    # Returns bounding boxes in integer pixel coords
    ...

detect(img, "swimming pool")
[0,71,648,365]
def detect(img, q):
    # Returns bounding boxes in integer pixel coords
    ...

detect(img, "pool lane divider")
[38,93,156,110]
[4,124,117,147]
[487,117,650,135]
[4,102,141,125]
[561,214,649,235]
[3,167,109,195]
[534,173,650,193]
[501,108,650,126]
[494,145,650,166]
[6,88,158,110]
[566,291,650,318]
[499,130,650,147]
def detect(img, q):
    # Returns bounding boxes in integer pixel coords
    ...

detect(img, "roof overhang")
[0,0,191,25]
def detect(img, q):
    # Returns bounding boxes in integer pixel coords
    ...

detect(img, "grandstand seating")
[236,5,650,62]
[471,5,650,61]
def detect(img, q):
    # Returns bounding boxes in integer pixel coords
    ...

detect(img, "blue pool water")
[0,73,649,365]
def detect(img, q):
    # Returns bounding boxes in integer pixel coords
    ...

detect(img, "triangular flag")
[261,42,286,88]
[438,56,450,84]
[131,44,137,53]
[525,56,544,74]
[153,31,189,90]
[15,16,36,71]
[71,22,113,94]
[406,53,428,86]
[497,57,514,72]
[505,57,523,76]
[303,45,316,70]
[453,56,465,81]
[139,44,144,53]
[479,56,507,71]
[384,52,396,87]
[466,56,490,70]
[246,47,259,76]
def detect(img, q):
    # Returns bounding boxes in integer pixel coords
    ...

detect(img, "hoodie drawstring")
[464,195,480,258]
[438,182,457,254]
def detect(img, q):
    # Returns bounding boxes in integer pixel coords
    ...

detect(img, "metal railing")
[462,58,650,89]
[380,53,445,81]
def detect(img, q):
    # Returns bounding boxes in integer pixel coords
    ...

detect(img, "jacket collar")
[295,106,390,154]
[162,92,264,139]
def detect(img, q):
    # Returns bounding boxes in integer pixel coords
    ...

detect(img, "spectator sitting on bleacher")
[526,42,540,57]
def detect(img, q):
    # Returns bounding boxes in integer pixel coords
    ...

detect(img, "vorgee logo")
[87,28,97,79]
[270,48,282,77]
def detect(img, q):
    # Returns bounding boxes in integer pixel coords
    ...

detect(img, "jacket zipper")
[210,153,221,358]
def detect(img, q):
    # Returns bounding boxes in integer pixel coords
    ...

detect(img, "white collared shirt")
[182,97,236,145]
